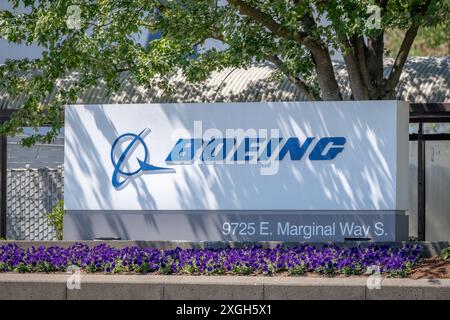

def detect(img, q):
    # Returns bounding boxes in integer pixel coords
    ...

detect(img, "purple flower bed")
[0,243,422,277]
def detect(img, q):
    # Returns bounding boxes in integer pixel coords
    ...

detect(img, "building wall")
[8,136,64,169]
[408,141,450,241]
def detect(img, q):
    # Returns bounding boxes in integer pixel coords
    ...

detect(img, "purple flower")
[0,243,422,277]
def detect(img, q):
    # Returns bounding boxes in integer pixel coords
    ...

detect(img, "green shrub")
[441,245,450,260]
[47,200,64,240]
[389,261,414,278]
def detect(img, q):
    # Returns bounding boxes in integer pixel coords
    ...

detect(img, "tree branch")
[367,32,384,98]
[366,0,387,99]
[382,0,432,98]
[228,0,308,44]
[293,7,342,100]
[335,32,369,100]
[352,35,374,98]
[224,1,342,100]
[267,55,320,101]
[382,25,419,98]
[210,29,319,100]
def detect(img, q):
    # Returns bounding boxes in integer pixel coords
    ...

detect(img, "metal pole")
[0,134,6,239]
[417,123,426,241]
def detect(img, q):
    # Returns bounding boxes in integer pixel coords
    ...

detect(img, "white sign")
[64,101,408,212]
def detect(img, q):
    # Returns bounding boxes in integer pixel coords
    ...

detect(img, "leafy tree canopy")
[0,0,448,145]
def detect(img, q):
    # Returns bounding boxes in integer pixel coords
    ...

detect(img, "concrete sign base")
[63,211,409,241]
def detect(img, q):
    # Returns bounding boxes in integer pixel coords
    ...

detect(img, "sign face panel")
[64,101,409,241]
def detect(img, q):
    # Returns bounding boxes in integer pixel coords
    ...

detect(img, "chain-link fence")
[6,168,63,240]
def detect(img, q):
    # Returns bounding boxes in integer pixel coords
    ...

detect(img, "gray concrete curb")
[1,240,448,257]
[0,274,448,300]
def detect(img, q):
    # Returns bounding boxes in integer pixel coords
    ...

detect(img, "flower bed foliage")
[46,200,64,240]
[441,245,450,261]
[0,243,422,277]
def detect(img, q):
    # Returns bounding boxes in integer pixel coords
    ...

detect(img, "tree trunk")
[308,44,342,101]
[367,33,385,99]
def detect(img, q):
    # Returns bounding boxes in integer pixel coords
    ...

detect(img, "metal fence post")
[0,134,7,239]
[417,123,426,241]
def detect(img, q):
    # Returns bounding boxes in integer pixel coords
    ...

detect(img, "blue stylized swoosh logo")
[111,128,175,188]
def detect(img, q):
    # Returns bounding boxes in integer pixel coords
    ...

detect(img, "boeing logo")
[111,128,175,188]
[111,127,346,189]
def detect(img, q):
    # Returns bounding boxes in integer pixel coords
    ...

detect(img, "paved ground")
[0,273,448,300]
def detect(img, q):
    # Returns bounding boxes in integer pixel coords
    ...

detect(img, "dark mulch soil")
[410,257,450,279]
